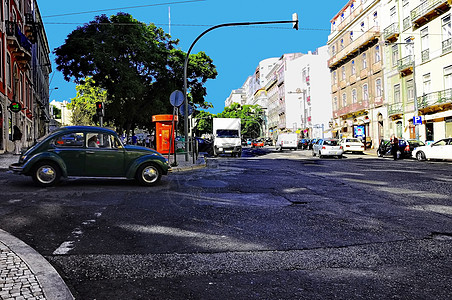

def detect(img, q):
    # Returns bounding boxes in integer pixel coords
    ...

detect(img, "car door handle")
[86,151,95,154]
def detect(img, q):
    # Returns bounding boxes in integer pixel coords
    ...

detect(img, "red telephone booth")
[152,114,178,154]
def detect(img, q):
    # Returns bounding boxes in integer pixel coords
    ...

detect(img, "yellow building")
[328,0,384,147]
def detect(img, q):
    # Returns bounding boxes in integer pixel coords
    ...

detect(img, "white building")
[50,100,72,127]
[288,46,332,139]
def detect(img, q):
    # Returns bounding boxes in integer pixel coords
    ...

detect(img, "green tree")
[67,77,107,126]
[193,110,214,136]
[54,13,217,134]
[51,105,61,120]
[216,103,264,138]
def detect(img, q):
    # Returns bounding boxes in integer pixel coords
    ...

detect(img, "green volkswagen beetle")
[9,126,169,187]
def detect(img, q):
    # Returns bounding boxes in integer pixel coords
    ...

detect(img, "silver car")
[312,138,344,158]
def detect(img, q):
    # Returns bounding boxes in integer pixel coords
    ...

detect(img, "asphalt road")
[1,148,451,299]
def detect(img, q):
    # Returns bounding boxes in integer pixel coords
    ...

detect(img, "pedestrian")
[390,134,399,160]
[131,133,138,145]
[145,135,150,148]
[12,126,22,155]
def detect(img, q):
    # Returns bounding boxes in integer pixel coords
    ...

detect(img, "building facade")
[1,0,51,154]
[328,0,384,147]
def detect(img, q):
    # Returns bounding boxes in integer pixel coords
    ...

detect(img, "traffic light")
[96,102,104,117]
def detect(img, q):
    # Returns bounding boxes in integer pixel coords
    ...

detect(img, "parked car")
[403,139,425,158]
[308,138,318,150]
[340,138,365,153]
[264,138,273,146]
[312,138,344,158]
[412,138,452,161]
[298,138,310,150]
[9,126,170,187]
[252,139,264,148]
[377,138,410,158]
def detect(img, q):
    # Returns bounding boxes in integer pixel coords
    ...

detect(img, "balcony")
[360,68,369,79]
[24,13,38,43]
[5,21,32,68]
[328,26,380,70]
[306,76,310,84]
[388,102,403,116]
[372,61,382,74]
[418,88,452,113]
[443,38,452,54]
[411,0,452,29]
[332,83,339,93]
[306,96,311,104]
[421,49,430,63]
[383,23,400,42]
[398,55,414,76]
[333,100,369,118]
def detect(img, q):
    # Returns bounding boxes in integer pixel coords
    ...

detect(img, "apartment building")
[328,0,384,147]
[382,0,452,141]
[1,0,51,153]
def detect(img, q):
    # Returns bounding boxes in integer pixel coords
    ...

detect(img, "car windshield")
[408,140,425,147]
[324,140,339,146]
[216,130,239,138]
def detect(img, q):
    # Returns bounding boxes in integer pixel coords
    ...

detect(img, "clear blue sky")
[39,0,346,114]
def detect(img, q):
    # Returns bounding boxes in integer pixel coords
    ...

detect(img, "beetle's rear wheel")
[32,161,61,187]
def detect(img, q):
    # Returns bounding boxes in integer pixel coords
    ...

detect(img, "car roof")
[56,126,117,134]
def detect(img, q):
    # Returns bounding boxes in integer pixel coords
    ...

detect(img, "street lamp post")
[183,15,299,161]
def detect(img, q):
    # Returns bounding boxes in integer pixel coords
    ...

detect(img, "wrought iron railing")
[418,88,452,109]
[403,17,411,31]
[443,38,452,54]
[398,55,414,71]
[388,102,403,115]
[411,0,446,21]
[383,23,399,40]
[421,49,430,62]
[4,21,32,52]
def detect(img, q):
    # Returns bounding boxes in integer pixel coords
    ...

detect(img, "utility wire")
[42,0,205,18]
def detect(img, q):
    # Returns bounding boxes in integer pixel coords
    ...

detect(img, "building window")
[341,66,346,80]
[333,71,337,83]
[443,15,451,43]
[332,45,336,55]
[341,38,344,50]
[362,53,367,69]
[376,78,382,97]
[350,31,354,42]
[375,46,381,63]
[390,6,397,24]
[394,84,401,103]
[392,45,399,67]
[333,97,338,111]
[342,93,347,107]
[6,53,11,89]
[351,60,356,75]
[352,88,357,103]
[363,84,369,101]
[423,73,431,94]
[0,39,3,82]
[407,79,414,101]
[444,66,452,90]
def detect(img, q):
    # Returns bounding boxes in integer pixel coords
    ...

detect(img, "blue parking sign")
[413,116,422,125]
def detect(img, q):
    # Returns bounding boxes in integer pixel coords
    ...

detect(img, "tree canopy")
[54,13,217,133]
[193,103,264,138]
[67,77,107,126]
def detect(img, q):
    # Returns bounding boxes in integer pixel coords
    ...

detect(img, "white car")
[412,138,452,161]
[340,138,365,153]
[312,138,344,158]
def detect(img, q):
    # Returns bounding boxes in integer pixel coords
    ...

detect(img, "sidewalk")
[0,151,205,300]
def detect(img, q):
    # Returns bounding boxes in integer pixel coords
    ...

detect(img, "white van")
[276,133,298,151]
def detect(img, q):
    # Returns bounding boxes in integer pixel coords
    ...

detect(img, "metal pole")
[183,18,299,161]
[412,53,419,140]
